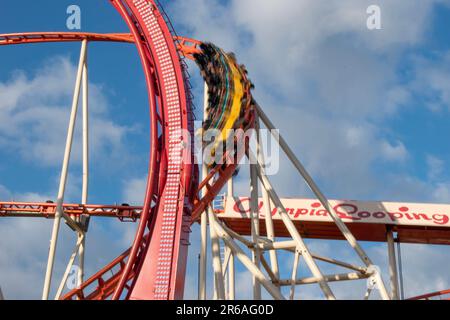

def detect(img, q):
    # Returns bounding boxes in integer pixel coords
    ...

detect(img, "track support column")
[387,227,399,300]
[249,149,335,300]
[255,104,391,300]
[42,40,88,300]
[78,48,89,288]
[199,82,210,300]
[255,114,280,283]
[250,160,262,299]
[209,213,284,300]
[228,251,235,300]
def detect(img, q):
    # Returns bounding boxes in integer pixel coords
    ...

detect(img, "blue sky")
[0,0,450,299]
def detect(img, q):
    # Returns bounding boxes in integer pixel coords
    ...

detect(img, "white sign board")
[222,197,450,228]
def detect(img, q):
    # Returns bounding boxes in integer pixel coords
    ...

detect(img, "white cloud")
[427,155,444,181]
[169,0,436,202]
[167,0,450,206]
[380,140,408,162]
[431,183,450,202]
[0,56,130,167]
[122,176,147,206]
[0,183,52,203]
[0,185,11,200]
[410,52,450,112]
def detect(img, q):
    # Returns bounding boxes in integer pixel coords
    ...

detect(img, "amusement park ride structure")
[0,0,449,301]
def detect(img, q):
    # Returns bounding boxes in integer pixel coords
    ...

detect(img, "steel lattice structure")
[0,0,449,300]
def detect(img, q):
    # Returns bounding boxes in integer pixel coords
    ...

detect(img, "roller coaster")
[0,0,449,300]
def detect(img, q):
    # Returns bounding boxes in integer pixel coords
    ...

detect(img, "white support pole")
[257,242,367,272]
[199,82,209,300]
[42,40,88,300]
[255,104,371,265]
[255,104,391,300]
[222,223,254,247]
[250,161,261,300]
[55,235,84,300]
[226,118,234,301]
[261,190,279,276]
[209,213,284,300]
[255,114,279,281]
[260,254,279,283]
[81,60,89,206]
[250,150,335,300]
[278,272,370,286]
[228,176,233,197]
[199,210,208,300]
[311,253,367,273]
[364,287,373,300]
[222,245,230,300]
[387,227,399,300]
[258,240,297,251]
[228,252,235,300]
[208,209,226,300]
[201,81,225,300]
[78,49,89,288]
[290,250,300,300]
[221,246,232,276]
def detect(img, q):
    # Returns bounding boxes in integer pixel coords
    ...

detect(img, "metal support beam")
[228,252,235,300]
[255,104,371,265]
[255,104,391,300]
[208,209,226,300]
[260,254,279,283]
[249,150,335,300]
[42,40,88,300]
[397,239,405,300]
[256,241,367,273]
[199,82,209,300]
[209,213,284,300]
[222,223,254,247]
[203,81,225,300]
[55,235,84,299]
[387,227,399,300]
[228,176,233,197]
[250,160,261,299]
[290,250,300,300]
[255,114,280,284]
[78,52,89,288]
[221,246,232,276]
[278,272,370,286]
[364,287,373,300]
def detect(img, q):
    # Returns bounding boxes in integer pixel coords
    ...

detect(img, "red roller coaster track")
[105,0,252,300]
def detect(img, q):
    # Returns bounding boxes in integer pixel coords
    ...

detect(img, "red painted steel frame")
[0,202,142,220]
[408,289,450,300]
[108,0,195,300]
[0,32,203,60]
[0,32,134,45]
